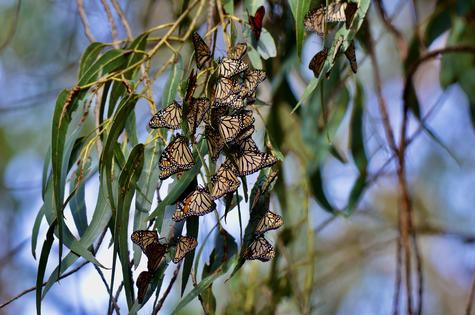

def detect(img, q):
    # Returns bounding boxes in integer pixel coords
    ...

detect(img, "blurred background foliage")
[1,0,475,314]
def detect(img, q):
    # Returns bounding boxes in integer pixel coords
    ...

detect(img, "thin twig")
[367,19,414,315]
[466,272,475,315]
[0,261,89,309]
[100,0,119,46]
[152,265,181,315]
[110,0,133,40]
[76,0,95,42]
[374,0,407,58]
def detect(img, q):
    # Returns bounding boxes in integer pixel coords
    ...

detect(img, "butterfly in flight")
[308,48,328,78]
[244,236,275,262]
[149,101,182,129]
[172,187,216,221]
[173,236,198,263]
[192,31,212,69]
[255,211,284,235]
[248,5,265,41]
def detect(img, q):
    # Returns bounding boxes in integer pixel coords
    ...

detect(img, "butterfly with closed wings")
[244,236,275,262]
[173,236,198,263]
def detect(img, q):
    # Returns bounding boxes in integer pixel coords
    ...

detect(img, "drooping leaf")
[288,0,311,58]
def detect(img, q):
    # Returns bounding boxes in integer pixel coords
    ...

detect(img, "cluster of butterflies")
[243,210,284,261]
[304,1,358,77]
[131,230,198,302]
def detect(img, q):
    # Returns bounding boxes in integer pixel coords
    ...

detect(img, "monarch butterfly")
[228,43,247,60]
[159,166,179,180]
[192,32,211,69]
[304,7,326,35]
[136,271,153,303]
[159,135,194,171]
[184,70,197,105]
[255,211,284,235]
[244,236,275,262]
[145,241,168,272]
[235,150,277,176]
[173,236,198,263]
[237,137,259,153]
[344,41,357,73]
[345,2,358,29]
[210,160,240,200]
[148,101,182,129]
[308,48,328,78]
[234,125,255,143]
[187,97,210,139]
[217,57,248,78]
[131,230,159,252]
[172,187,216,221]
[218,111,255,142]
[214,77,241,107]
[131,230,168,272]
[242,70,266,99]
[304,2,348,36]
[248,5,265,41]
[205,125,225,160]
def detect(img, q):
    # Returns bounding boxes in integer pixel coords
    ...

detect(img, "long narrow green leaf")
[181,216,199,295]
[42,183,111,297]
[133,143,161,267]
[115,144,145,309]
[288,0,311,58]
[78,42,107,80]
[36,220,56,315]
[100,94,139,211]
[350,81,367,173]
[162,56,184,106]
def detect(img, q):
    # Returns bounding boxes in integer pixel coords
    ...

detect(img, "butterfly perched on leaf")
[131,230,168,272]
[244,236,275,262]
[241,70,266,100]
[234,150,277,176]
[149,101,182,129]
[344,40,357,73]
[217,110,255,143]
[136,271,153,303]
[172,187,216,221]
[308,48,328,78]
[205,125,226,161]
[159,135,194,180]
[304,2,348,36]
[228,43,247,60]
[211,159,241,200]
[255,211,284,235]
[213,77,242,108]
[187,97,210,139]
[192,31,212,69]
[173,236,198,263]
[184,70,197,106]
[248,5,265,41]
[217,57,248,78]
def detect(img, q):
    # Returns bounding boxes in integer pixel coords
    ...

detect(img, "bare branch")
[76,0,96,42]
[110,0,133,40]
[100,0,119,45]
[152,265,181,315]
